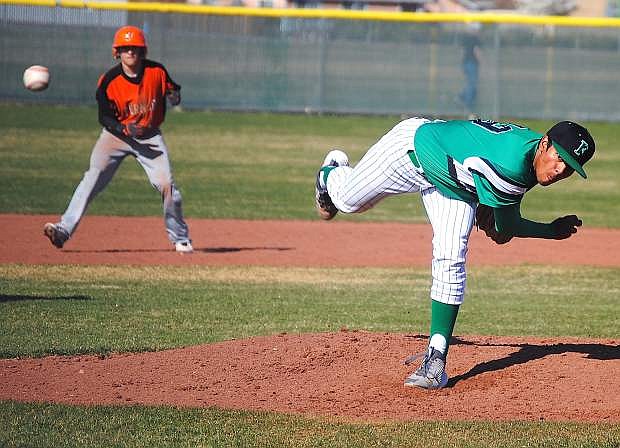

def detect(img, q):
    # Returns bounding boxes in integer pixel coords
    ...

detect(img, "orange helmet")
[112,26,147,58]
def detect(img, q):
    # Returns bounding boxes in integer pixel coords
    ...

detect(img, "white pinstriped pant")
[326,118,476,305]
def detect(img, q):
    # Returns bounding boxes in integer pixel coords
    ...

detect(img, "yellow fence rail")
[2,0,620,27]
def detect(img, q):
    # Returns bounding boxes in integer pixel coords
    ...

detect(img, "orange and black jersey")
[96,59,180,138]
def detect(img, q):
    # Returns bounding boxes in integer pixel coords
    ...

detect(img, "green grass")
[1,265,618,447]
[1,104,620,446]
[1,104,619,226]
[1,265,618,358]
[1,401,619,448]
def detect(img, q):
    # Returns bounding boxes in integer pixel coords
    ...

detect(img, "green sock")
[429,299,460,355]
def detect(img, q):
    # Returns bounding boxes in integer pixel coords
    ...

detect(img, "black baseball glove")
[475,204,513,245]
[167,89,181,106]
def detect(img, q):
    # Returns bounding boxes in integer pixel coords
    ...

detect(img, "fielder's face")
[534,136,574,186]
[118,46,144,72]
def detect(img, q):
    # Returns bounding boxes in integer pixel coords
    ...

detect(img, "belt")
[138,128,161,139]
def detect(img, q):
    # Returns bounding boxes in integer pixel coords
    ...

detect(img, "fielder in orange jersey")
[44,25,193,253]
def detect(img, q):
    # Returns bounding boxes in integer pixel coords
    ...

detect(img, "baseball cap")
[546,121,595,178]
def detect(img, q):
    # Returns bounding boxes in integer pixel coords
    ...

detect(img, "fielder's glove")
[475,204,513,245]
[167,89,181,106]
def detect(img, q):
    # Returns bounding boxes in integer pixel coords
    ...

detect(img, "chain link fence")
[2,2,620,120]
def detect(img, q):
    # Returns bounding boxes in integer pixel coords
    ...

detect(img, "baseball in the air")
[23,65,50,92]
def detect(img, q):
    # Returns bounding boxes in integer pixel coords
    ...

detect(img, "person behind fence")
[43,25,193,254]
[458,22,482,116]
[314,117,595,389]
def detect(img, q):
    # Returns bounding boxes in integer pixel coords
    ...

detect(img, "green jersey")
[413,119,541,207]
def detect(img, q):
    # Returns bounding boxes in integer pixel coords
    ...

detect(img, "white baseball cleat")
[315,149,349,220]
[321,149,349,169]
[403,347,449,390]
[175,241,193,254]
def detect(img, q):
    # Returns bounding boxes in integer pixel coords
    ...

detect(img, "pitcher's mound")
[1,331,618,422]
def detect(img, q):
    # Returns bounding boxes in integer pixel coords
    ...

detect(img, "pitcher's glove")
[475,204,513,245]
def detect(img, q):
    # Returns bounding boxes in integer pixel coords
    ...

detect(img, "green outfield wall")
[2,0,620,120]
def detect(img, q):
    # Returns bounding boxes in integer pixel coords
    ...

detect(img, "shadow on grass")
[0,294,92,303]
[62,246,293,254]
[448,336,620,387]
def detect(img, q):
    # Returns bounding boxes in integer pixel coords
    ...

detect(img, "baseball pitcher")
[44,26,192,253]
[315,118,595,389]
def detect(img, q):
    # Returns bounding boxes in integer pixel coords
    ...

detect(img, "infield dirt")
[1,213,619,422]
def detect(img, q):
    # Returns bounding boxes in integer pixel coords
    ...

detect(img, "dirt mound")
[1,332,618,422]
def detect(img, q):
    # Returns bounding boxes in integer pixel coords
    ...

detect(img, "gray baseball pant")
[58,128,190,244]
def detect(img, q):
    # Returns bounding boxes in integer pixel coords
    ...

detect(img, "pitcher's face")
[534,136,574,186]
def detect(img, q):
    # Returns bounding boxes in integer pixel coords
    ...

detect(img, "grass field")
[1,104,619,447]
[2,104,620,226]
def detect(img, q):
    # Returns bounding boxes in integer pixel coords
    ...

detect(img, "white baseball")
[23,65,50,92]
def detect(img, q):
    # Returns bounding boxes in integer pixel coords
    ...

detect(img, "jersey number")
[471,119,525,134]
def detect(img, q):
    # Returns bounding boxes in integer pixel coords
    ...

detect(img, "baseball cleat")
[321,149,349,169]
[175,240,193,254]
[403,347,448,390]
[43,222,69,249]
[315,150,349,221]
[315,173,338,220]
